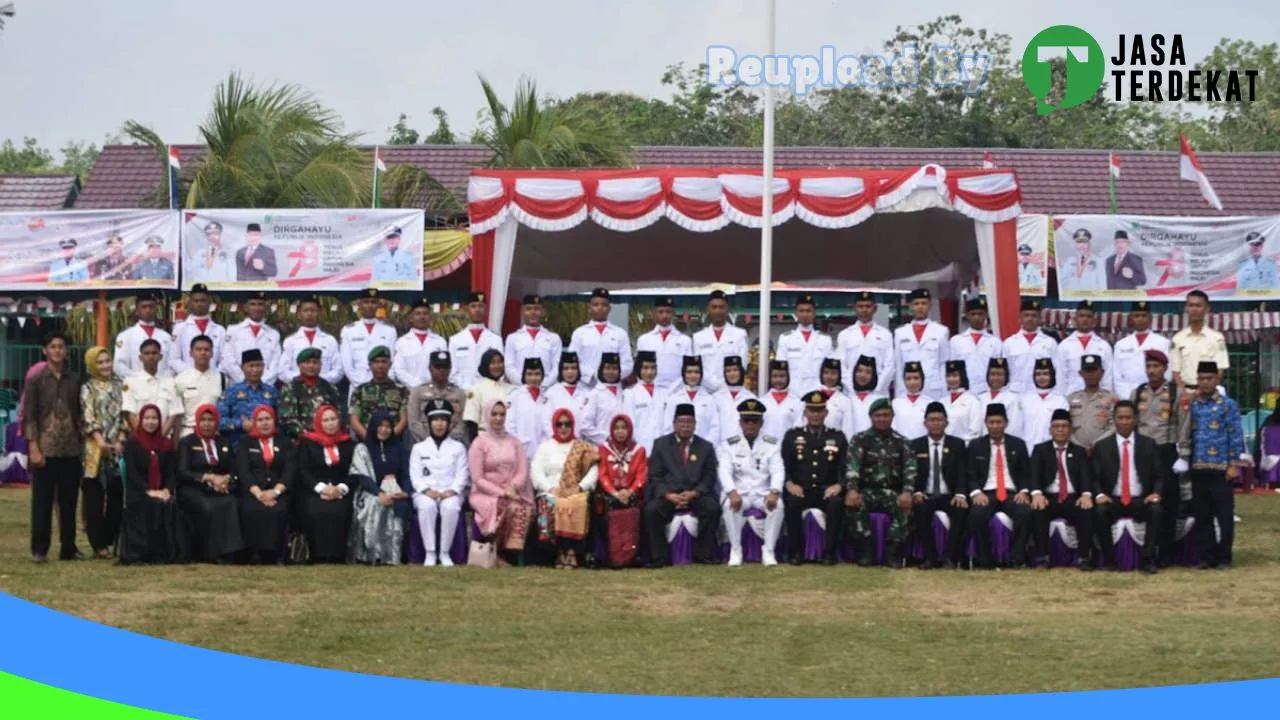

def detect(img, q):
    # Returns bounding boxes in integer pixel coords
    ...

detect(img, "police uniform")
[349,346,410,432]
[221,293,283,385]
[1111,302,1171,399]
[1132,349,1186,565]
[278,308,344,385]
[662,355,720,445]
[1058,229,1107,291]
[582,352,627,447]
[949,298,1003,395]
[717,398,785,566]
[48,238,89,283]
[114,294,176,381]
[891,361,930,440]
[781,391,848,564]
[93,235,134,281]
[893,289,950,399]
[760,360,804,443]
[1178,361,1247,568]
[371,226,419,282]
[1236,231,1280,291]
[846,397,918,566]
[503,294,564,390]
[170,286,228,376]
[406,351,469,445]
[777,294,835,392]
[447,292,504,391]
[942,359,984,442]
[135,236,175,280]
[635,297,692,392]
[1002,299,1060,394]
[391,298,449,388]
[409,399,471,566]
[810,357,855,442]
[340,288,399,394]
[835,293,895,396]
[216,349,279,448]
[1020,358,1069,448]
[1066,355,1117,451]
[622,350,665,455]
[568,288,634,388]
[277,348,343,441]
[976,358,1024,439]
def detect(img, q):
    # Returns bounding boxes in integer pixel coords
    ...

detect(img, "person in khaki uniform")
[1067,354,1117,452]
[1170,290,1229,389]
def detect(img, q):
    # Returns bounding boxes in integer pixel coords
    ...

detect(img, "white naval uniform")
[582,383,626,447]
[505,386,550,462]
[544,383,594,443]
[409,436,470,562]
[447,324,504,391]
[503,326,563,390]
[949,329,1003,396]
[172,366,224,438]
[891,395,929,440]
[622,382,665,455]
[976,389,1025,439]
[568,321,633,388]
[169,316,227,376]
[691,324,749,394]
[340,319,399,389]
[835,322,895,396]
[391,329,449,388]
[277,327,343,385]
[776,325,834,392]
[1058,253,1107,292]
[1111,331,1172,399]
[114,323,175,381]
[893,320,950,399]
[809,387,855,442]
[714,387,758,442]
[220,319,282,385]
[1055,332,1113,395]
[121,370,182,426]
[1002,329,1060,395]
[634,326,692,392]
[759,389,804,444]
[943,390,985,442]
[1020,262,1044,288]
[662,385,720,445]
[717,434,785,560]
[1020,390,1069,448]
[848,390,888,436]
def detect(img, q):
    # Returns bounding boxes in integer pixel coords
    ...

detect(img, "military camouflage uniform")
[278,377,343,441]
[351,379,410,427]
[1067,388,1118,450]
[845,428,918,545]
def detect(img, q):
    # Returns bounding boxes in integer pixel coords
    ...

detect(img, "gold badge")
[121,384,129,392]
[690,454,698,462]
[1210,421,1220,430]
[115,339,124,348]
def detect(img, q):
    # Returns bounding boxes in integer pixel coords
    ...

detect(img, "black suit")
[1029,440,1096,564]
[645,433,721,565]
[964,434,1034,566]
[1090,432,1165,564]
[910,435,968,564]
[235,244,279,281]
[1105,252,1147,289]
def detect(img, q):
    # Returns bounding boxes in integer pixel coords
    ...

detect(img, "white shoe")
[728,548,743,566]
[440,555,455,567]
[762,549,778,567]
[423,553,438,567]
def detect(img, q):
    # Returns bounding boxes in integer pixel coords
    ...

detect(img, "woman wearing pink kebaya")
[467,397,533,566]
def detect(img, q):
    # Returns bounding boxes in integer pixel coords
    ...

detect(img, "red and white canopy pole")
[757,0,776,394]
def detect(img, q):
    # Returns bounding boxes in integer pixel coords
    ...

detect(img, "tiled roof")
[77,144,1280,217]
[0,174,80,211]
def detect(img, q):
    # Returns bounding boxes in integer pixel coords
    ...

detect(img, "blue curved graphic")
[0,591,1273,718]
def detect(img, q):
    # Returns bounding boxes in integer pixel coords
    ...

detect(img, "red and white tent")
[467,165,1024,335]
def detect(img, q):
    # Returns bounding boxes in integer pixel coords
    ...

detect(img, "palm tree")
[125,72,372,208]
[476,75,632,168]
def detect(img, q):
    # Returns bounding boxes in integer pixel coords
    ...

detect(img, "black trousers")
[967,492,1032,566]
[82,473,123,553]
[913,495,966,563]
[1033,495,1095,562]
[1156,443,1181,564]
[1190,469,1235,566]
[1094,498,1162,562]
[644,494,721,565]
[31,456,83,557]
[783,489,844,559]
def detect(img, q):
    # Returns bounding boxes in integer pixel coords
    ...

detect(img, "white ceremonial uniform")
[221,319,282,385]
[1111,331,1172,399]
[691,324,750,394]
[776,326,834,392]
[447,324,504,390]
[582,383,626,447]
[1003,329,1060,395]
[544,383,595,442]
[848,390,887,436]
[114,323,175,381]
[503,326,563,390]
[976,389,1025,439]
[943,390,985,442]
[622,382,665,455]
[172,366,224,438]
[1020,262,1044,288]
[635,326,692,392]
[409,436,470,563]
[277,327,343,385]
[760,389,804,443]
[1020,389,1069,448]
[1056,331,1113,395]
[714,387,758,441]
[121,371,182,425]
[505,386,550,461]
[949,329,1003,395]
[169,316,227,376]
[568,321,633,388]
[1059,253,1107,291]
[836,322,895,396]
[891,395,929,440]
[810,387,855,441]
[371,249,419,283]
[662,385,721,445]
[717,433,785,561]
[340,319,399,389]
[893,320,950,399]
[391,329,448,388]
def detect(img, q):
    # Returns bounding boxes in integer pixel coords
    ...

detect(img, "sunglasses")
[555,421,573,428]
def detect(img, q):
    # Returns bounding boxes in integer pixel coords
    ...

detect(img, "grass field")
[1,486,1278,698]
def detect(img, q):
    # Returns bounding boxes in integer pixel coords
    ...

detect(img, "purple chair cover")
[1261,425,1280,488]
[405,512,470,565]
[593,526,608,561]
[1048,532,1078,567]
[741,507,766,563]
[1114,529,1141,571]
[840,512,890,565]
[801,512,827,561]
[670,510,695,566]
[966,513,1012,565]
[1,424,31,485]
[1176,528,1202,566]
[907,514,949,562]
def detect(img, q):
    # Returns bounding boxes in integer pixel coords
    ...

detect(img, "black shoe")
[1141,562,1158,575]
[788,554,804,566]
[1197,561,1213,570]
[822,553,838,566]
[59,549,85,561]
[31,553,48,564]
[887,550,903,568]
[1216,563,1231,571]
[919,558,935,570]
[1077,558,1095,572]
[856,554,872,567]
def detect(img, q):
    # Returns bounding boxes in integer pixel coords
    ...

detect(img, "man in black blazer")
[235,223,279,282]
[644,403,721,566]
[1105,230,1147,289]
[1029,409,1096,570]
[910,402,968,568]
[1091,400,1164,574]
[965,403,1034,568]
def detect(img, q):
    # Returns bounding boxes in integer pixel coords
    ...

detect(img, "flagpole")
[372,144,379,210]
[166,145,176,210]
[1109,152,1119,214]
[757,0,776,395]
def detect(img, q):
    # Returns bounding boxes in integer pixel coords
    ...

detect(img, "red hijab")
[248,405,278,439]
[193,403,220,441]
[303,404,350,447]
[550,407,576,444]
[605,413,636,456]
[133,404,173,491]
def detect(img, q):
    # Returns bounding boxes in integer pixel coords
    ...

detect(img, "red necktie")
[1121,439,1132,506]
[566,386,576,397]
[1023,332,1037,345]
[415,331,428,345]
[993,441,1008,502]
[713,328,723,341]
[142,324,155,339]
[303,329,316,344]
[1056,447,1069,503]
[1039,392,1049,400]
[261,439,274,466]
[801,329,811,343]
[771,391,788,405]
[971,332,983,345]
[1080,335,1091,350]
[857,392,868,401]
[1136,332,1149,346]
[823,388,834,398]
[194,318,209,334]
[1115,256,1123,272]
[643,383,654,397]
[990,391,1000,401]
[951,391,962,402]
[364,322,376,336]
[469,327,483,343]
[203,439,217,465]
[529,388,540,402]
[659,329,670,342]
[324,445,339,465]
[608,386,617,396]
[860,324,872,337]
[729,390,739,400]
[595,323,606,334]
[528,328,540,341]
[249,324,261,338]
[912,324,926,342]
[908,394,919,404]
[687,389,697,401]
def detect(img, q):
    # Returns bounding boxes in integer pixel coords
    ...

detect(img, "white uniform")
[662,386,720,445]
[447,324,504,391]
[717,434,785,563]
[172,366,224,438]
[893,321,950,399]
[776,326,834,392]
[277,327,343,385]
[544,383,594,443]
[1058,253,1107,292]
[891,395,929,440]
[949,330,1002,396]
[714,387,758,441]
[1002,329,1059,395]
[760,389,804,443]
[505,386,549,461]
[836,322,895,396]
[121,370,182,426]
[1111,331,1172,399]
[1020,390,1070,448]
[1020,262,1044,288]
[114,323,175,381]
[943,390,984,442]
[169,316,227,376]
[409,436,470,564]
[1056,332,1113,395]
[582,383,626,447]
[503,326,563,390]
[810,387,855,441]
[976,389,1025,439]
[622,382,665,455]
[220,320,282,385]
[340,319,399,389]
[691,324,749,394]
[848,390,887,436]
[391,329,448,388]
[635,326,692,392]
[568,321,633,388]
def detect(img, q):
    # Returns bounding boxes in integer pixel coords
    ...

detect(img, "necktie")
[682,442,689,466]
[993,441,1007,502]
[249,324,261,338]
[1080,334,1091,350]
[1023,332,1036,345]
[565,385,576,397]
[261,439,274,466]
[203,439,218,465]
[950,391,962,402]
[194,318,209,334]
[687,389,697,401]
[643,383,654,397]
[659,328,670,342]
[931,443,942,495]
[860,324,872,337]
[970,332,983,345]
[607,386,617,396]
[1115,255,1123,272]
[244,247,254,266]
[1121,439,1132,506]
[912,323,926,342]
[528,327,540,341]
[303,329,316,344]
[1056,447,1069,503]
[772,391,788,405]
[801,329,811,343]
[1136,332,1149,346]
[857,392,868,401]
[713,328,723,341]
[469,327,483,343]
[730,390,739,401]
[141,324,155,339]
[529,388,540,402]
[595,323,606,334]
[364,322,375,336]
[415,331,428,345]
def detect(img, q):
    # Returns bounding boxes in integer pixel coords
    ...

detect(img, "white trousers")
[413,494,464,554]
[722,494,784,552]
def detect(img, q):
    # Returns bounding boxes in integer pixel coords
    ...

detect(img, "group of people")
[19,284,1246,571]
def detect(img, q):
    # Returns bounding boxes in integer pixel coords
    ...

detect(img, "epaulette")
[762,435,777,444]
[726,435,742,445]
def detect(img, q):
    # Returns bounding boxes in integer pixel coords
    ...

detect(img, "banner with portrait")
[0,210,180,290]
[180,209,425,291]
[1054,215,1280,301]
[978,213,1049,297]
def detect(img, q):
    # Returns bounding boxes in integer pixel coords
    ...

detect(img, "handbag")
[467,539,497,568]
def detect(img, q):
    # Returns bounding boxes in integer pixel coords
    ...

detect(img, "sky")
[0,0,1274,157]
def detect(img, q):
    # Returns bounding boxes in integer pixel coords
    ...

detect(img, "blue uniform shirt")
[217,381,278,447]
[1237,257,1280,291]
[371,249,418,282]
[48,259,89,283]
[1185,393,1246,471]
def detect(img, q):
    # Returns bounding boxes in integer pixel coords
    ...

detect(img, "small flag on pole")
[1108,153,1120,214]
[373,146,386,209]
[167,146,181,209]
[982,151,996,169]
[1179,134,1223,211]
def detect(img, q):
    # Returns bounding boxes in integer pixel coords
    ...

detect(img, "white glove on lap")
[1172,458,1189,475]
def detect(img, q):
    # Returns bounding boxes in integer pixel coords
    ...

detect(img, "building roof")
[0,174,81,211]
[76,143,1280,217]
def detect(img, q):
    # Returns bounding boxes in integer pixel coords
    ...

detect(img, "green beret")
[367,345,391,362]
[869,398,893,414]
[297,347,322,363]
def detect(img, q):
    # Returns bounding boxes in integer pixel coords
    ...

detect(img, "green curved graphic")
[0,671,189,719]
[1021,25,1106,115]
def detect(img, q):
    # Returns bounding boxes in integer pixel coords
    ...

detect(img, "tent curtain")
[488,218,518,333]
[423,230,472,281]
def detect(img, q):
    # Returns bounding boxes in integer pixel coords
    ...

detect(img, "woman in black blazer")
[176,404,245,563]
[236,405,293,564]
[119,404,188,565]
[293,405,357,563]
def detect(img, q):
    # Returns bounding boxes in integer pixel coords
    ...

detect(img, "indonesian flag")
[982,151,996,169]
[167,146,181,209]
[372,146,386,209]
[1179,134,1223,211]
[1109,152,1120,179]
[168,146,181,170]
[1108,153,1120,214]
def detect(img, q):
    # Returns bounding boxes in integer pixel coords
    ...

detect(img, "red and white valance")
[1042,309,1280,333]
[467,166,1023,235]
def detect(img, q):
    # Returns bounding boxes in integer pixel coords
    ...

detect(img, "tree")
[476,74,632,167]
[124,71,373,208]
[0,137,55,173]
[424,107,456,144]
[1196,39,1279,151]
[387,113,420,145]
[58,140,100,181]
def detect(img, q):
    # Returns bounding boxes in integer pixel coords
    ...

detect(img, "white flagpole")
[372,144,380,210]
[757,0,776,395]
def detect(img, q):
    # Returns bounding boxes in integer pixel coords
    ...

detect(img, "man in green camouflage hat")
[845,396,917,567]
[349,345,408,440]
[277,347,343,442]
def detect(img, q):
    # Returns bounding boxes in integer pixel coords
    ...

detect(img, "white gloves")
[1172,458,1189,475]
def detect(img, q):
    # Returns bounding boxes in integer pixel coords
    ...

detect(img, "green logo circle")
[1022,25,1105,115]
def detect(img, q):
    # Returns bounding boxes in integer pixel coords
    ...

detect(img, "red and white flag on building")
[1179,134,1223,211]
[982,151,996,169]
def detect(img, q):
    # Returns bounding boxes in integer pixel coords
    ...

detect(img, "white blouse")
[530,440,600,497]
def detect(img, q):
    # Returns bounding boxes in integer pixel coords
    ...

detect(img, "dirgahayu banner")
[1054,214,1280,301]
[0,210,180,290]
[180,209,425,291]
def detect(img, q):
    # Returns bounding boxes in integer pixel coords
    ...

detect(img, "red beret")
[1144,349,1169,366]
